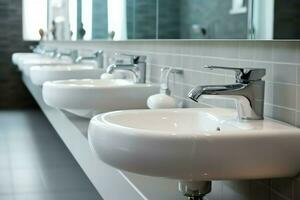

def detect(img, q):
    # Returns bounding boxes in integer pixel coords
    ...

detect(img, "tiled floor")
[0,110,102,200]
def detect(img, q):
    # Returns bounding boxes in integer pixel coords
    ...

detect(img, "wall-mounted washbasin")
[12,53,43,66]
[88,107,300,181]
[43,79,159,118]
[20,57,72,76]
[30,64,104,86]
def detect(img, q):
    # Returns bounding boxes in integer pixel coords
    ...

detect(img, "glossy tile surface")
[42,40,300,200]
[0,110,102,200]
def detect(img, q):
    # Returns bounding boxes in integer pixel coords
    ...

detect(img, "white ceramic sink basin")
[43,79,159,118]
[12,53,45,66]
[30,64,104,86]
[88,108,300,181]
[20,57,72,76]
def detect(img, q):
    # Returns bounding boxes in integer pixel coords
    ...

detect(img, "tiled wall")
[127,0,157,39]
[127,0,181,39]
[180,0,248,39]
[0,0,37,109]
[43,40,300,200]
[158,0,180,39]
[92,0,108,39]
[126,0,247,39]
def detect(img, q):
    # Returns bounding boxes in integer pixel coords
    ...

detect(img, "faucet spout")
[188,66,266,120]
[189,82,265,120]
[106,63,137,74]
[106,63,140,82]
[75,50,104,68]
[188,84,246,102]
[105,54,147,83]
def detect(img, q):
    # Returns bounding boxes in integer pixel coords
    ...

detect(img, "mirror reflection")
[24,0,300,40]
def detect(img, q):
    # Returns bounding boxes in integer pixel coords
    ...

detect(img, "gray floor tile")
[0,195,14,200]
[14,192,49,200]
[0,153,11,170]
[12,168,46,193]
[0,110,102,200]
[39,167,93,192]
[0,170,13,195]
[48,190,102,200]
[9,153,39,169]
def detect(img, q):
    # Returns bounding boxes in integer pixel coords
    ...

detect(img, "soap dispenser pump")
[147,67,183,109]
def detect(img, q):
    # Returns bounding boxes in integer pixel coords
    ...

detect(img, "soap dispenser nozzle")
[160,67,183,95]
[147,67,183,110]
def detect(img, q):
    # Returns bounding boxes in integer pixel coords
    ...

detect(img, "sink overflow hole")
[216,127,221,131]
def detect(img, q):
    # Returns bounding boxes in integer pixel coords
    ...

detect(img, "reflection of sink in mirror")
[43,79,159,118]
[30,64,104,86]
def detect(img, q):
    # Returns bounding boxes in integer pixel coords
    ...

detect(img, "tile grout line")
[150,63,300,86]
[296,42,299,127]
[103,47,300,66]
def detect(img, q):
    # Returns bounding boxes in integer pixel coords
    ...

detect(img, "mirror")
[22,0,48,40]
[23,0,300,41]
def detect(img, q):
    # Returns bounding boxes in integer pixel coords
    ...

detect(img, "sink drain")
[178,181,211,200]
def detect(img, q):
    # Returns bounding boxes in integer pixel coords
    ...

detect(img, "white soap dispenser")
[147,67,183,109]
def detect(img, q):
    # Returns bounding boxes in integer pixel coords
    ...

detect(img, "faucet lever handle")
[205,66,266,82]
[118,53,147,64]
[94,50,103,56]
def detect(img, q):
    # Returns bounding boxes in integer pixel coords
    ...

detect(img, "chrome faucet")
[40,48,57,57]
[30,45,41,53]
[56,50,78,62]
[188,66,266,120]
[75,50,104,68]
[106,54,147,83]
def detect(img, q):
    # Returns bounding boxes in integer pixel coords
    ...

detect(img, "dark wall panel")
[274,0,300,39]
[0,0,38,109]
